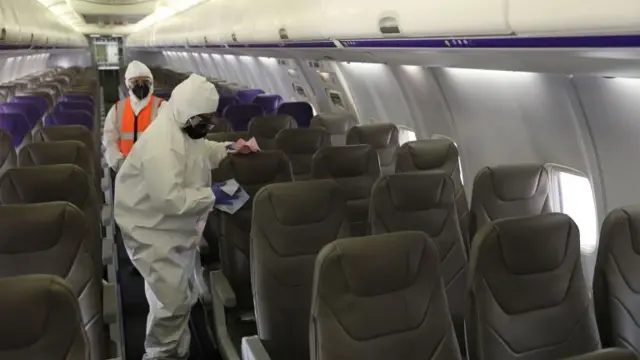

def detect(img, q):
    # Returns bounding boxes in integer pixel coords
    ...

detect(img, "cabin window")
[547,166,598,254]
[397,126,417,145]
[430,134,464,185]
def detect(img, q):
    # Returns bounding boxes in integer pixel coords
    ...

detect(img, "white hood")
[163,74,220,128]
[125,60,154,114]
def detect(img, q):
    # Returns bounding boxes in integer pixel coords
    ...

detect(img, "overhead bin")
[321,0,510,39]
[280,0,325,41]
[233,0,291,43]
[509,0,640,35]
[0,2,28,45]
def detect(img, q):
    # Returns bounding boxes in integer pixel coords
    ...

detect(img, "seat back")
[563,349,638,360]
[346,123,399,175]
[214,151,293,309]
[236,89,265,104]
[310,231,462,360]
[369,171,467,350]
[310,113,357,146]
[0,130,16,177]
[252,180,349,359]
[216,94,238,116]
[223,104,265,131]
[253,94,283,115]
[593,206,640,352]
[206,131,249,143]
[18,141,94,183]
[0,102,39,129]
[0,113,31,148]
[0,165,101,278]
[469,164,551,240]
[468,213,600,360]
[275,128,330,180]
[395,139,470,248]
[0,202,103,360]
[0,275,89,360]
[45,110,94,130]
[311,145,380,236]
[248,115,297,150]
[277,102,314,128]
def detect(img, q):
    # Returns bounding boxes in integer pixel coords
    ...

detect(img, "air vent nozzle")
[278,28,289,40]
[378,16,401,35]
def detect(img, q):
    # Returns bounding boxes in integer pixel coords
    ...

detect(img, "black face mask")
[132,84,150,100]
[183,123,210,139]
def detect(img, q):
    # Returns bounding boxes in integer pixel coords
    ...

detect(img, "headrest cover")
[310,113,357,134]
[478,213,577,275]
[346,123,399,149]
[476,164,549,201]
[275,128,330,154]
[312,145,380,178]
[396,139,458,172]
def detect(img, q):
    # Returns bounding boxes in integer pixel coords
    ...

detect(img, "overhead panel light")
[133,0,208,32]
[36,0,85,30]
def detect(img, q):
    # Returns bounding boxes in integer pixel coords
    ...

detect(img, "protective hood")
[125,61,154,112]
[165,74,219,127]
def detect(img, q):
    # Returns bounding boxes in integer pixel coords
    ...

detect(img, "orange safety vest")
[116,95,164,156]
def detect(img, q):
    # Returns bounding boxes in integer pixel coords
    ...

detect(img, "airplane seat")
[277,102,314,128]
[0,275,90,360]
[0,102,40,130]
[0,202,104,360]
[60,94,95,104]
[236,89,265,105]
[469,164,551,242]
[0,130,16,177]
[209,151,293,347]
[247,180,349,360]
[309,231,463,360]
[10,95,49,116]
[0,114,32,148]
[275,128,330,180]
[0,86,15,102]
[247,114,297,150]
[468,213,600,360]
[395,139,470,249]
[45,110,94,131]
[346,123,400,175]
[209,117,233,133]
[593,206,640,353]
[24,89,57,108]
[562,349,638,360]
[56,101,94,116]
[206,131,250,143]
[253,94,283,115]
[216,94,238,117]
[0,164,103,279]
[311,145,381,236]
[224,104,265,131]
[369,171,468,354]
[309,113,357,146]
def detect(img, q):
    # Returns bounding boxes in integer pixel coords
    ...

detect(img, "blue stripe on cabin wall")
[143,34,640,50]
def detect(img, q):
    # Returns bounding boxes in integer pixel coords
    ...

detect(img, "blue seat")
[236,89,265,105]
[45,110,94,130]
[0,103,40,129]
[0,114,31,148]
[253,94,283,115]
[223,104,265,131]
[277,102,314,128]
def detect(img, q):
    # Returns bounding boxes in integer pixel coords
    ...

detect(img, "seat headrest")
[215,150,293,185]
[17,141,91,172]
[275,128,330,154]
[396,139,458,173]
[316,231,434,297]
[474,164,549,201]
[310,113,357,134]
[0,202,85,254]
[236,89,265,104]
[0,275,84,350]
[474,213,577,275]
[206,131,248,143]
[277,102,314,127]
[312,145,380,178]
[0,165,91,209]
[346,123,399,149]
[0,130,15,162]
[248,115,297,139]
[600,206,640,255]
[223,104,265,131]
[374,171,453,212]
[34,125,93,145]
[0,115,29,148]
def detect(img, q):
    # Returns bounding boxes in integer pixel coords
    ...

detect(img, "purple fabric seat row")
[253,94,283,115]
[236,89,265,105]
[56,101,94,115]
[10,96,48,116]
[223,104,265,131]
[0,103,40,129]
[45,110,94,131]
[60,94,94,104]
[277,101,314,128]
[0,113,31,148]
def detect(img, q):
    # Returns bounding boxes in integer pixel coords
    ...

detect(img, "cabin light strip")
[129,34,640,50]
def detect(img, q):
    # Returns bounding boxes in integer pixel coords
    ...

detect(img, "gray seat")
[562,349,638,360]
[213,151,293,311]
[593,206,640,354]
[468,213,600,360]
[310,231,462,360]
[310,113,357,146]
[251,180,349,359]
[275,128,330,180]
[395,139,470,249]
[469,164,551,242]
[206,131,249,143]
[0,130,16,178]
[311,145,380,236]
[210,117,233,133]
[369,171,467,353]
[0,202,103,360]
[0,274,89,360]
[346,123,399,175]
[248,115,297,150]
[0,165,102,278]
[17,141,95,188]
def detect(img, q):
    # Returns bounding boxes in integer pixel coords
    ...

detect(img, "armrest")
[103,281,118,324]
[209,270,236,308]
[102,205,112,225]
[241,336,271,360]
[102,237,114,265]
[562,349,638,360]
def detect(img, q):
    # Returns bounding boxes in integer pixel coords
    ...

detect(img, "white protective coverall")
[103,60,160,170]
[113,74,229,360]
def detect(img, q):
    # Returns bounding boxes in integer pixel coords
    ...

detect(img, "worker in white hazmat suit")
[113,74,255,360]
